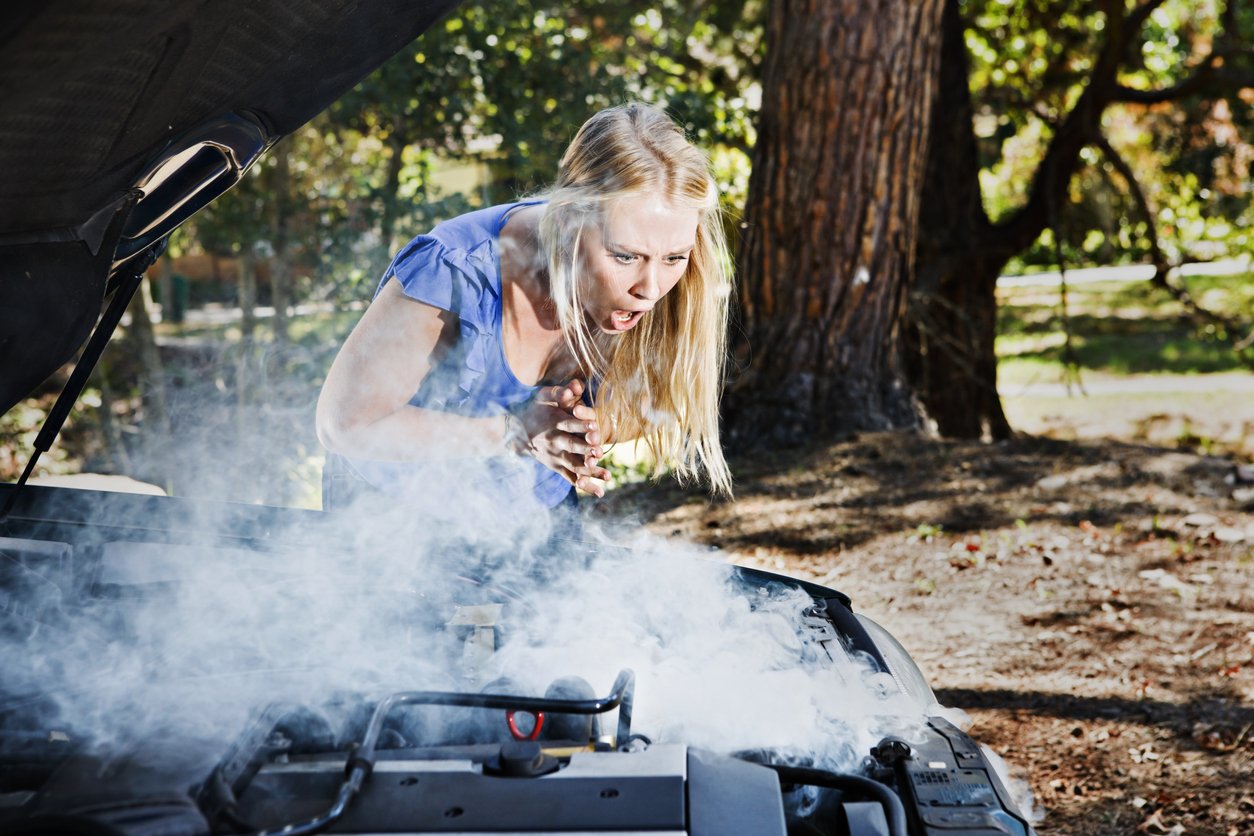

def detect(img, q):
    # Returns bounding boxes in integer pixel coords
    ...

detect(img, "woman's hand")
[512,379,610,496]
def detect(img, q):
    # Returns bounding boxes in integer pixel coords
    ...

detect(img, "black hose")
[763,764,910,836]
[250,669,635,836]
[252,776,361,836]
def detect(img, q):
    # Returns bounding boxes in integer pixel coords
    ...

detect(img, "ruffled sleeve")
[380,235,503,413]
[382,235,500,331]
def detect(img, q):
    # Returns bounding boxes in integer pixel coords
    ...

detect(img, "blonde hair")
[537,103,732,496]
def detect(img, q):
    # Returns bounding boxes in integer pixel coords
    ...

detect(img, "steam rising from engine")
[1,483,932,774]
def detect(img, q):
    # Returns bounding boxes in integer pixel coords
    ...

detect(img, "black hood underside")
[0,0,460,414]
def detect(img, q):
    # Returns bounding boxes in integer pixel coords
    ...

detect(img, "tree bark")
[903,0,1012,439]
[724,0,944,448]
[125,273,171,487]
[378,128,407,271]
[93,358,132,475]
[238,249,258,341]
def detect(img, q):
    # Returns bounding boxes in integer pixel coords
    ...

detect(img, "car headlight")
[855,614,937,710]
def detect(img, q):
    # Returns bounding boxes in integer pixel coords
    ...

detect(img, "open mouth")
[609,310,643,331]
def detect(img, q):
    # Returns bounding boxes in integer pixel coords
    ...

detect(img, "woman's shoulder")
[382,202,538,328]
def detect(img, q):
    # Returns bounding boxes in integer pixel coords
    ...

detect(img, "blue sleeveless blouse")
[346,201,573,509]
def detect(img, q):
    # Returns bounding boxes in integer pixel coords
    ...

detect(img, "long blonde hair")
[538,103,732,496]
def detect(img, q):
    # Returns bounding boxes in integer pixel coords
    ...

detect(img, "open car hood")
[0,0,460,415]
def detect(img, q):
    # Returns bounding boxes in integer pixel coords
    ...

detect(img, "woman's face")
[577,193,699,334]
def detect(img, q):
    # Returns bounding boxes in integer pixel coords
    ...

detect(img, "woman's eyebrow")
[606,241,697,256]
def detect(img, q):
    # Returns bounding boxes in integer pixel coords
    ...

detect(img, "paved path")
[170,300,357,326]
[998,258,1251,288]
[165,261,1248,324]
[1003,372,1254,398]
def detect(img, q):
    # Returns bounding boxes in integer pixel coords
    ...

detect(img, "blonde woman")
[316,103,732,517]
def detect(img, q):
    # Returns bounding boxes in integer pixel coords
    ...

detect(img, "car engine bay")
[0,485,1033,835]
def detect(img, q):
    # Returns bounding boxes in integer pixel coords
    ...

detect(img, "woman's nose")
[631,263,660,300]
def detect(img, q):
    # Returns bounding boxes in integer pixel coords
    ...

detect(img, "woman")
[316,103,732,519]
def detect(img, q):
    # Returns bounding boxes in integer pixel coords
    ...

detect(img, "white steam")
[489,537,929,767]
[3,499,930,774]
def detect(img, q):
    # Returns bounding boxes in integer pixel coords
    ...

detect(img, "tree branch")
[1092,133,1170,284]
[1115,50,1254,105]
[1116,0,1253,103]
[1114,55,1220,104]
[991,2,1130,252]
[1125,0,1170,34]
[987,0,1184,256]
[1094,134,1254,368]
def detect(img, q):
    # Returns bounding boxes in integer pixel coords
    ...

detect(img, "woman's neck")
[500,204,568,384]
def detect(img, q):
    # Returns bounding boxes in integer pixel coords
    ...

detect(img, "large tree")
[724,0,946,447]
[907,0,1253,438]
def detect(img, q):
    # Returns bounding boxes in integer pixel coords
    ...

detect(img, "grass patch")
[996,272,1252,382]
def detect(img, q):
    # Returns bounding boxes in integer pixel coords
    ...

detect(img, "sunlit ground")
[1004,386,1253,460]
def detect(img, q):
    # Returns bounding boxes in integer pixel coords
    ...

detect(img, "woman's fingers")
[555,415,596,435]
[555,459,605,498]
[548,379,584,410]
[546,446,607,497]
[559,448,608,478]
[575,475,605,498]
[550,431,596,457]
[571,453,610,481]
[540,384,570,407]
[519,383,607,495]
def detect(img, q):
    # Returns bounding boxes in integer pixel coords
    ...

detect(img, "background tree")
[906,0,1253,439]
[723,0,945,447]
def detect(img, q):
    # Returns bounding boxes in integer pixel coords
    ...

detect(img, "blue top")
[345,201,573,509]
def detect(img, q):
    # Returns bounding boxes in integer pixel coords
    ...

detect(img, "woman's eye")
[612,253,637,265]
[665,255,689,265]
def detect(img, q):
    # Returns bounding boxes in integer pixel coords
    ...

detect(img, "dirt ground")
[599,432,1253,835]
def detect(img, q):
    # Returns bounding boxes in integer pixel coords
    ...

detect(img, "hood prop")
[1,113,272,520]
[0,230,164,521]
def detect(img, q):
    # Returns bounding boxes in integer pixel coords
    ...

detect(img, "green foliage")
[963,0,1253,272]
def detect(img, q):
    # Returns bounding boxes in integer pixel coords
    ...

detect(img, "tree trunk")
[378,128,407,272]
[270,142,292,344]
[904,0,1013,439]
[238,249,258,341]
[724,0,944,448]
[156,255,175,325]
[94,358,132,475]
[906,0,1154,440]
[125,273,172,487]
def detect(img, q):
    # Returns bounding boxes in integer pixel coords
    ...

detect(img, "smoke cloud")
[2,489,933,779]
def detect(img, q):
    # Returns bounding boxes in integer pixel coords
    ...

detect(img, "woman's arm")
[316,278,498,458]
[316,279,608,492]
